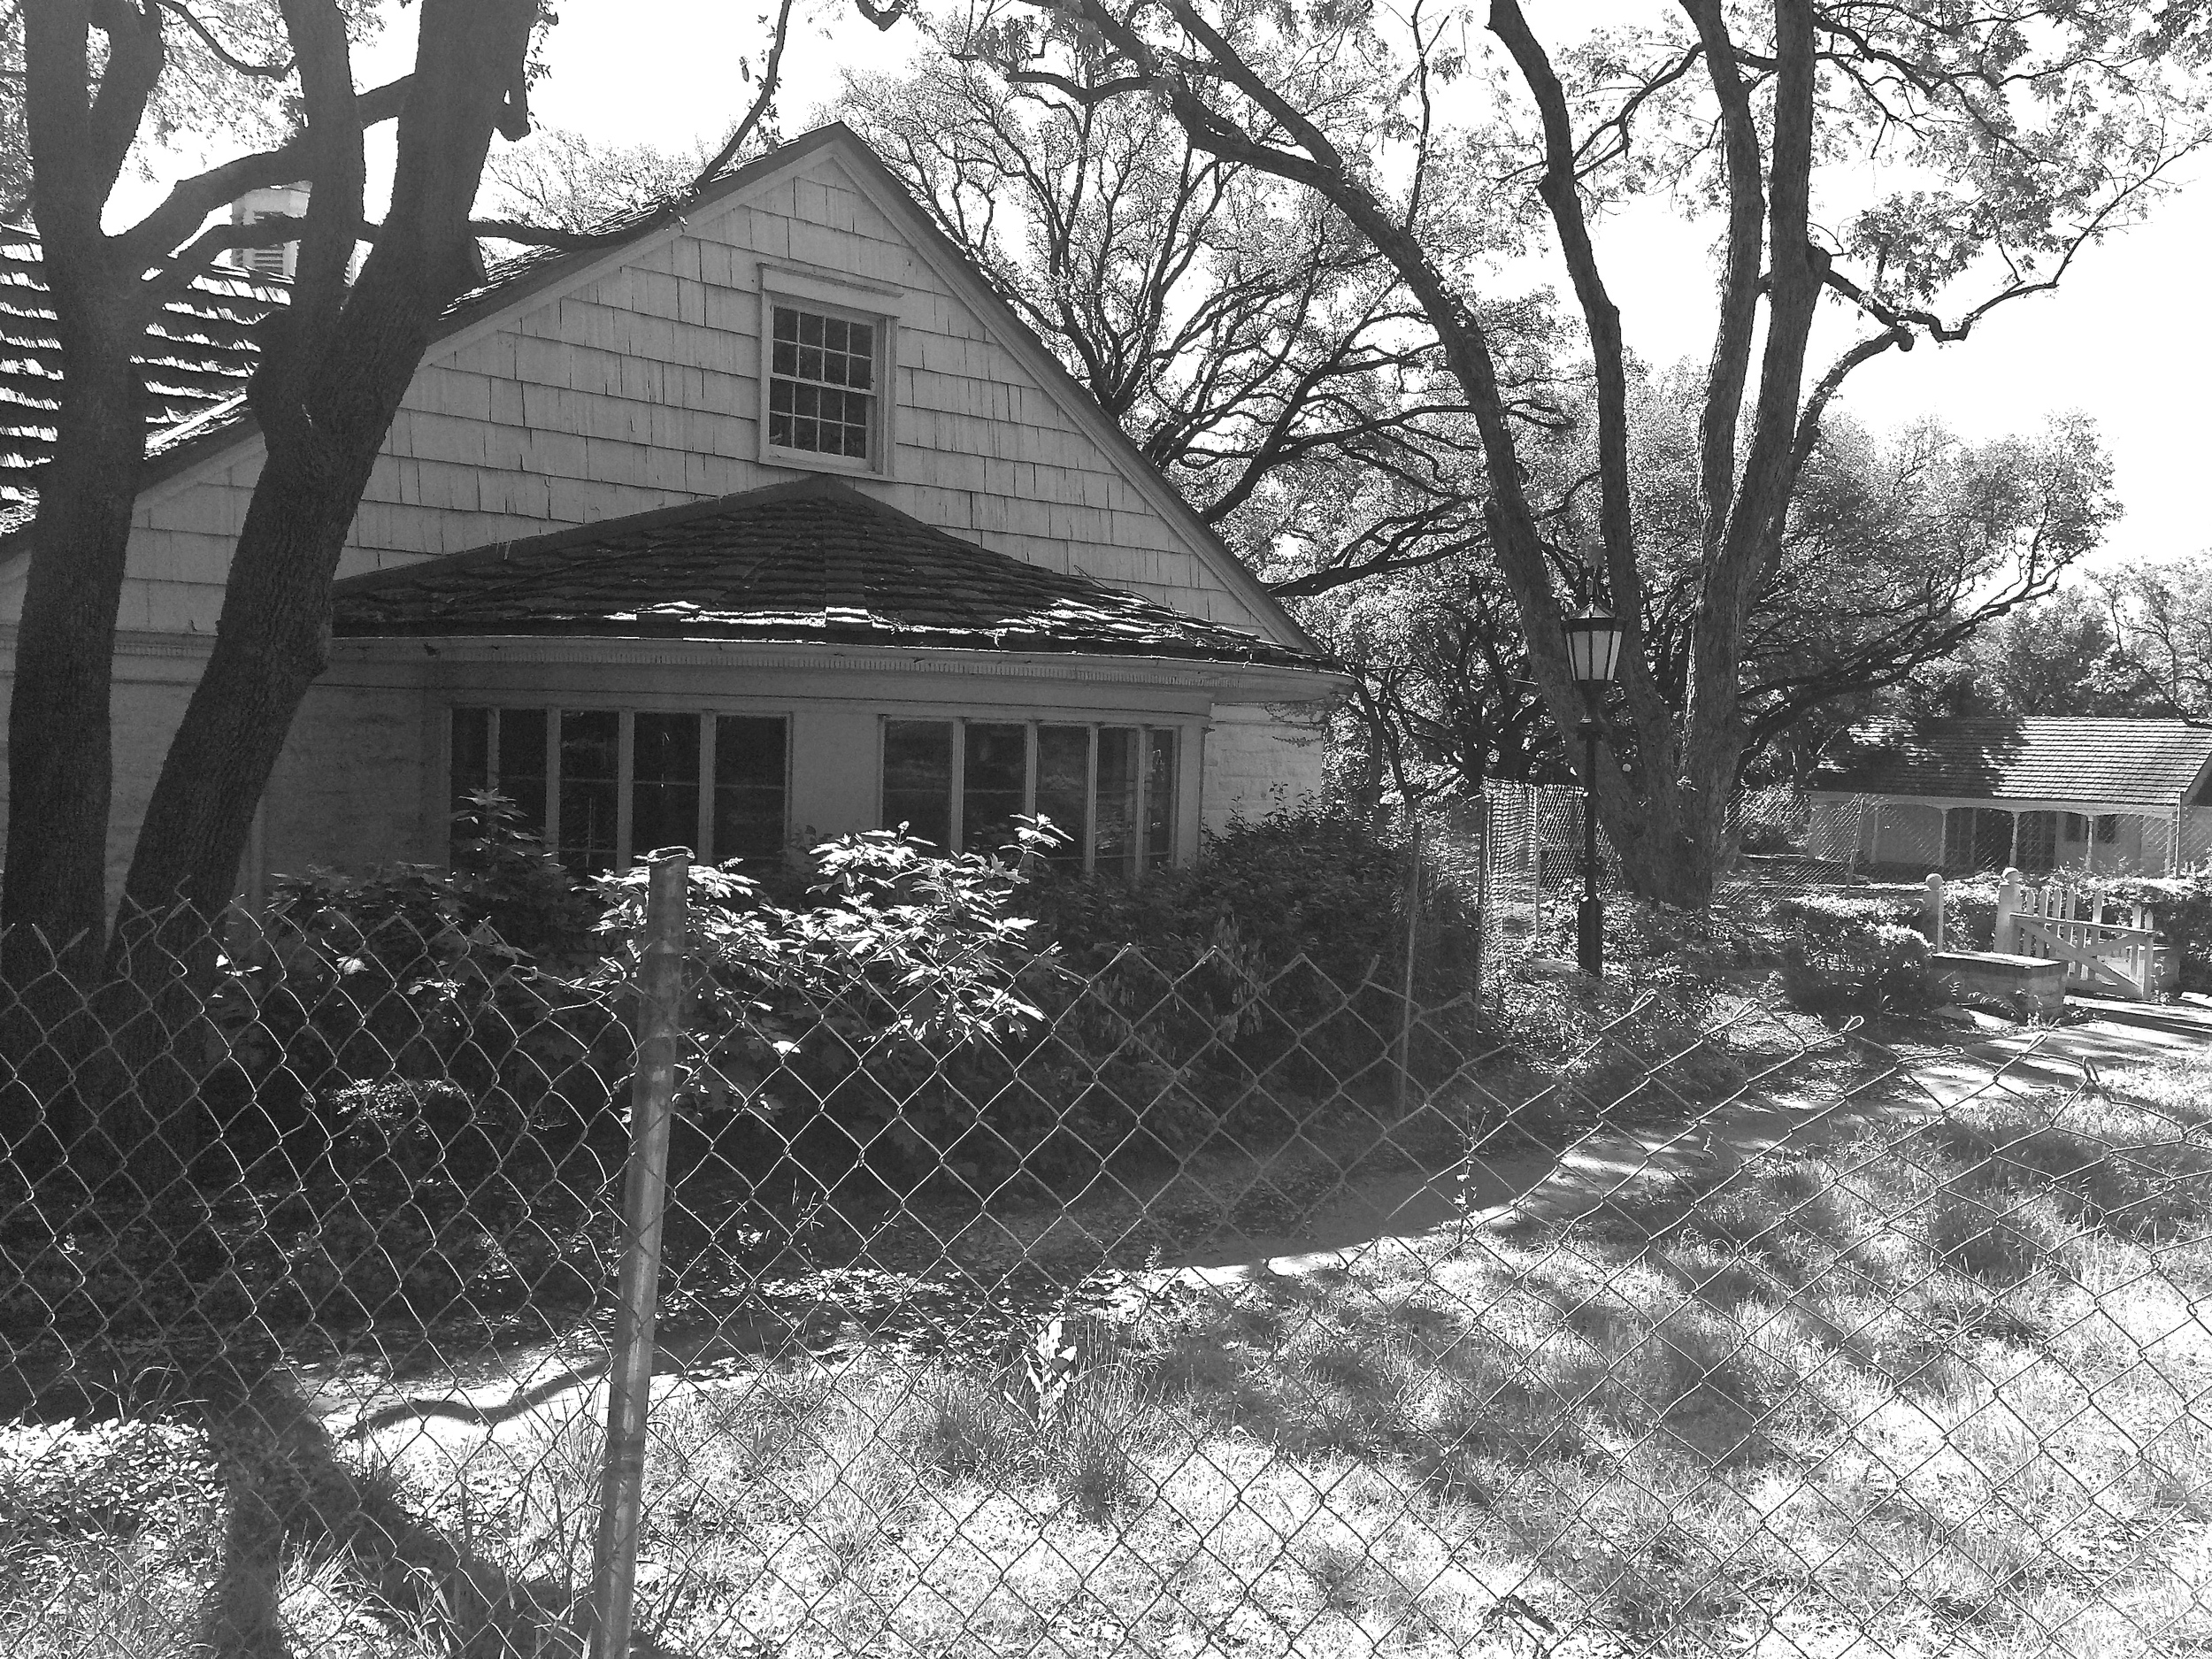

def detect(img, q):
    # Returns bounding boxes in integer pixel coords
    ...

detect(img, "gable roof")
[329,475,1331,671]
[11,123,1314,656]
[1816,718,2212,808]
[0,231,287,526]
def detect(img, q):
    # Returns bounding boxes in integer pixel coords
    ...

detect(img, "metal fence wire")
[4,865,2211,1658]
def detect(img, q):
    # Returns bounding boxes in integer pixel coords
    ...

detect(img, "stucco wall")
[1867,801,1945,869]
[261,673,434,884]
[1202,703,1331,835]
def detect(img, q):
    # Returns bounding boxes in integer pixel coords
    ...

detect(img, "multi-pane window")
[879,718,1181,875]
[768,304,875,460]
[449,708,788,877]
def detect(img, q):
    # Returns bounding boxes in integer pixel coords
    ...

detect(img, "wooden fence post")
[1994,868,2021,956]
[589,852,688,1659]
[1924,873,1945,953]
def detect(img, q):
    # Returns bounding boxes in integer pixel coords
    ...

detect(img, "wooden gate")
[1997,872,2176,1000]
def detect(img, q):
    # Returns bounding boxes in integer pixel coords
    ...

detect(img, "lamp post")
[1562,598,1625,977]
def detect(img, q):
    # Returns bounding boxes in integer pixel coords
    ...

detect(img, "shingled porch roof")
[329,477,1333,672]
[1815,718,2212,808]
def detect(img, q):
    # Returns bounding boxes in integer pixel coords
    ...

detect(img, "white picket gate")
[1924,869,2177,1000]
[1997,870,2174,999]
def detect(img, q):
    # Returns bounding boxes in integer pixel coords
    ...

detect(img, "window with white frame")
[880,718,1181,874]
[766,303,879,464]
[449,707,788,876]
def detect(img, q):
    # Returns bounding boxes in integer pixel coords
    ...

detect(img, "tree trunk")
[0,274,149,1176]
[119,0,537,941]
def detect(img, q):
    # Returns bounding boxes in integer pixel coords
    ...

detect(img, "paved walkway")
[1167,999,2209,1288]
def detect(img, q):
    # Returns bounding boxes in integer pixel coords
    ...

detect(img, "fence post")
[1924,873,1945,953]
[589,852,688,1659]
[1395,803,1420,1114]
[1477,788,1493,942]
[1994,868,2021,955]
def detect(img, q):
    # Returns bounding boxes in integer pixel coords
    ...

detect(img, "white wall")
[1202,703,1331,834]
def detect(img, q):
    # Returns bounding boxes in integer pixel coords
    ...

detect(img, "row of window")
[449,708,1179,878]
[451,708,787,875]
[883,719,1178,875]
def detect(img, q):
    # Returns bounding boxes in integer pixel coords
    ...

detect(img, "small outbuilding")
[1810,717,2212,877]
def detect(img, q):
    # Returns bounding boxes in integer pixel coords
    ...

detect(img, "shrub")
[591,826,1058,1185]
[1771,893,1937,1012]
[2098,873,2212,991]
[1016,805,1484,1112]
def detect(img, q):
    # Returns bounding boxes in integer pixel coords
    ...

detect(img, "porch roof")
[328,476,1335,673]
[1815,718,2212,809]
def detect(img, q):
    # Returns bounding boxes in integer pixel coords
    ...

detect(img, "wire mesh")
[4,880,2210,1657]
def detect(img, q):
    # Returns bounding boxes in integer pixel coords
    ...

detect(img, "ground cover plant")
[11,1018,2207,1656]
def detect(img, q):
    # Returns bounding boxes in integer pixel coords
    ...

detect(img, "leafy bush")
[2097,873,2212,990]
[1771,892,1937,1011]
[590,826,1055,1184]
[1017,805,1484,1110]
[1498,899,1744,1133]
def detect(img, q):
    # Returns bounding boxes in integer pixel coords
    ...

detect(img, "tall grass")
[10,1054,2212,1657]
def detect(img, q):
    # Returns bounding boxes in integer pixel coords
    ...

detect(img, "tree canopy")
[949,0,2212,901]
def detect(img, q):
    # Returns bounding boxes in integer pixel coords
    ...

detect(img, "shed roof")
[329,477,1332,672]
[1816,718,2212,807]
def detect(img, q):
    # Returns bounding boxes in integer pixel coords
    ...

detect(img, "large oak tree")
[960,0,2212,904]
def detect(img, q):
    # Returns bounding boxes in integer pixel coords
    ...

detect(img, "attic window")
[768,304,876,461]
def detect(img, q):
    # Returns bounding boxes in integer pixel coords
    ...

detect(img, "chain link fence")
[6,863,2212,1657]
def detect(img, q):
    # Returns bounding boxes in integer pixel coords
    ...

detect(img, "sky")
[120,0,2212,574]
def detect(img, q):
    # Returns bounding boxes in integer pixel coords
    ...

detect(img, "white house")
[0,125,1346,895]
[1810,717,2212,876]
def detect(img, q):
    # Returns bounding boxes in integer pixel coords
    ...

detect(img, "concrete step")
[2065,995,2212,1041]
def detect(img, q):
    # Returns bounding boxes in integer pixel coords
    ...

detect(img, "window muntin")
[449,708,787,876]
[769,304,875,460]
[880,718,1181,872]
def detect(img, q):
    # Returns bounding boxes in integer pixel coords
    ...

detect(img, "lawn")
[8,1041,2212,1657]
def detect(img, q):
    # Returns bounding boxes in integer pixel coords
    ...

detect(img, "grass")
[8,1043,2212,1657]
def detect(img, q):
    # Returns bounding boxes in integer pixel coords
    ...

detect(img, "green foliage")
[1026,804,1474,988]
[209,795,618,1158]
[1499,899,1747,1133]
[1770,893,1938,1011]
[589,827,1054,1177]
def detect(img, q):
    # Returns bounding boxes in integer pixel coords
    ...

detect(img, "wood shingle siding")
[39,128,1289,642]
[0,124,1342,902]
